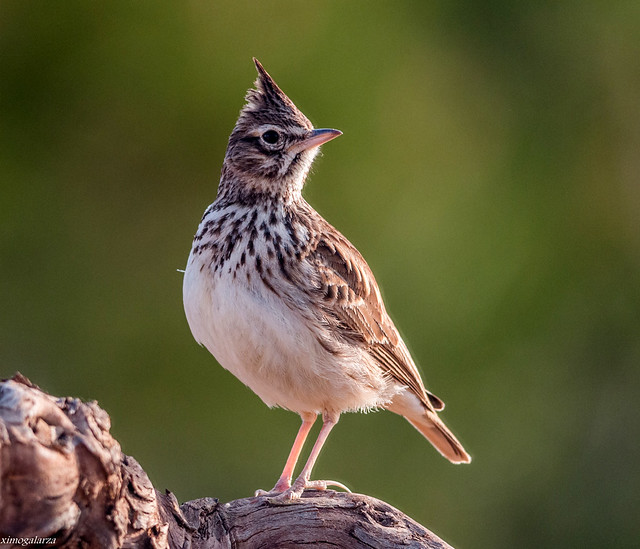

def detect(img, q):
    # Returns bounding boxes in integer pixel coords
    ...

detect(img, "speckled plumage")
[183,59,470,500]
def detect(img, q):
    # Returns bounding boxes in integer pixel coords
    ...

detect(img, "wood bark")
[0,374,453,548]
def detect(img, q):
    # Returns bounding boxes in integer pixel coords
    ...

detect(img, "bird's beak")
[289,128,342,155]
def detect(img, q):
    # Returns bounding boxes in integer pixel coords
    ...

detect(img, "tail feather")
[406,411,471,464]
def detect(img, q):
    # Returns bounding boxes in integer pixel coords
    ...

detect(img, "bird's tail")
[406,410,471,464]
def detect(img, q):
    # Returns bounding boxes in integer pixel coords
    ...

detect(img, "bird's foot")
[256,477,351,501]
[254,478,291,497]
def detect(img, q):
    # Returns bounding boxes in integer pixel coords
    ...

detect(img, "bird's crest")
[238,59,312,130]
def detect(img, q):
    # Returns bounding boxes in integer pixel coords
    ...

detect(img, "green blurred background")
[2,2,639,547]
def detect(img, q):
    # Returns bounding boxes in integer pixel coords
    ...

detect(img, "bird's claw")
[305,479,352,493]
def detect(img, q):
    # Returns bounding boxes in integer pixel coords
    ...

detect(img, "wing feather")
[304,219,441,411]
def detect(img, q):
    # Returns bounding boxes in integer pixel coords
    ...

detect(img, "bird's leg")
[255,412,316,497]
[276,411,350,501]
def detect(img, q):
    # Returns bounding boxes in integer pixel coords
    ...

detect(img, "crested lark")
[183,59,470,500]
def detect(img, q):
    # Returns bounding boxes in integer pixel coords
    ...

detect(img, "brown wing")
[306,220,444,412]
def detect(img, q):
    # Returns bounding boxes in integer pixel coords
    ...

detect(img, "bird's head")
[222,59,341,201]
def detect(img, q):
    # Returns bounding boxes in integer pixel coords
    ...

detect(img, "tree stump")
[0,374,453,548]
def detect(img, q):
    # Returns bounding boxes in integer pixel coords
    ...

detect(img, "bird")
[183,58,470,501]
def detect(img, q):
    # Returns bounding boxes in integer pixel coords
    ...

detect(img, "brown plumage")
[183,59,470,501]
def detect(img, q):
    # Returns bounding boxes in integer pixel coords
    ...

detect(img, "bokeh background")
[2,2,639,547]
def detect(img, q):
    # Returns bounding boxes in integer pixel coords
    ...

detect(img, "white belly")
[182,251,394,414]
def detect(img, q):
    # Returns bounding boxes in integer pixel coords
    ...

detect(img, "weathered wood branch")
[0,374,453,548]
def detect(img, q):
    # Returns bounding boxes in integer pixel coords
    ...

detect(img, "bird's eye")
[261,130,280,145]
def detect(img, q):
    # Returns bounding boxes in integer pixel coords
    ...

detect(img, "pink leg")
[279,411,350,500]
[255,412,316,496]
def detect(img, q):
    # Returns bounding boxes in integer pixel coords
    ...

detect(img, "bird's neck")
[215,163,305,209]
